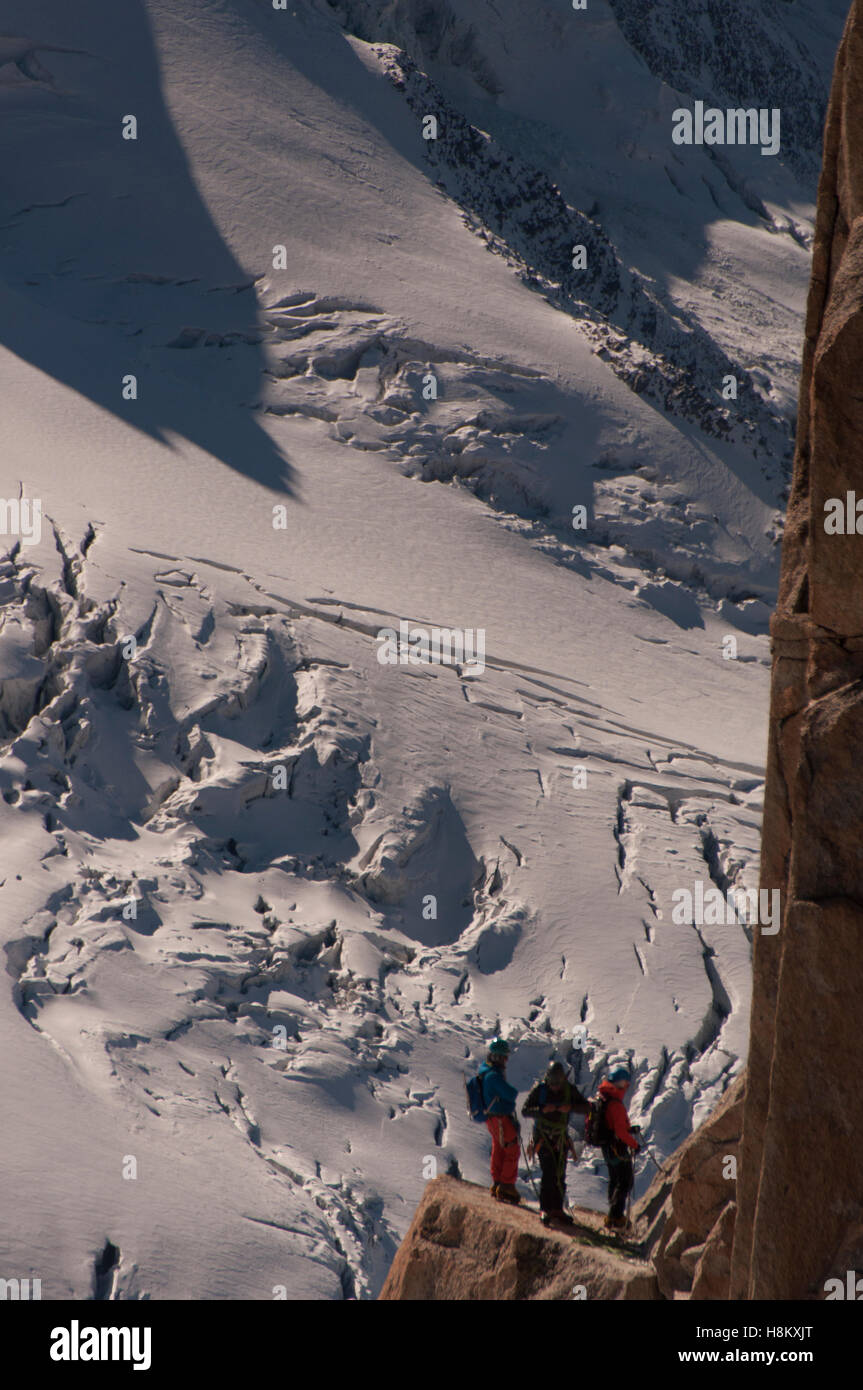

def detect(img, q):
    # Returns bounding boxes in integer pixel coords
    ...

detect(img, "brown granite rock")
[635,1074,743,1300]
[378,1177,660,1301]
[670,1082,743,1242]
[730,0,863,1301]
[690,1203,736,1301]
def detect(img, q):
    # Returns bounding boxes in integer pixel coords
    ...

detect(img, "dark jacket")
[522,1079,589,1140]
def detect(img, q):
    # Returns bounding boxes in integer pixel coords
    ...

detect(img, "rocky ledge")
[378,1176,660,1301]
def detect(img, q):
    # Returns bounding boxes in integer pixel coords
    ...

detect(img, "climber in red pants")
[478,1038,521,1204]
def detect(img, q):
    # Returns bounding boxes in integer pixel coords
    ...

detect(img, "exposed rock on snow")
[366,41,794,476]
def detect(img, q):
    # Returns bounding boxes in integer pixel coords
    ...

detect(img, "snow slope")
[0,0,842,1297]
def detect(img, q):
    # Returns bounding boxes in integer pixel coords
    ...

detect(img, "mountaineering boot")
[490,1184,500,1199]
[496,1183,521,1205]
[542,1210,573,1227]
[604,1214,627,1231]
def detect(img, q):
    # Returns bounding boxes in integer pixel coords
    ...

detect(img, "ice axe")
[640,1141,673,1178]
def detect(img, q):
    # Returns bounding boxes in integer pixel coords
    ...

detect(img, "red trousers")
[486,1115,520,1185]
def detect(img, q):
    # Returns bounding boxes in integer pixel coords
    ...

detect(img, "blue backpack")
[465,1071,488,1122]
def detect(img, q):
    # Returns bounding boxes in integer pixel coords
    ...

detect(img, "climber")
[598,1064,640,1230]
[478,1038,521,1205]
[522,1060,589,1226]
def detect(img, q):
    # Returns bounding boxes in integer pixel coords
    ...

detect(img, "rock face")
[636,1075,743,1300]
[728,0,863,1302]
[379,1177,660,1301]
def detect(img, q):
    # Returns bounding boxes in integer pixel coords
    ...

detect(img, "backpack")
[583,1093,612,1146]
[465,1070,488,1123]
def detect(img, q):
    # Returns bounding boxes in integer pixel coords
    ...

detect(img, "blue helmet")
[608,1065,631,1084]
[487,1037,510,1059]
